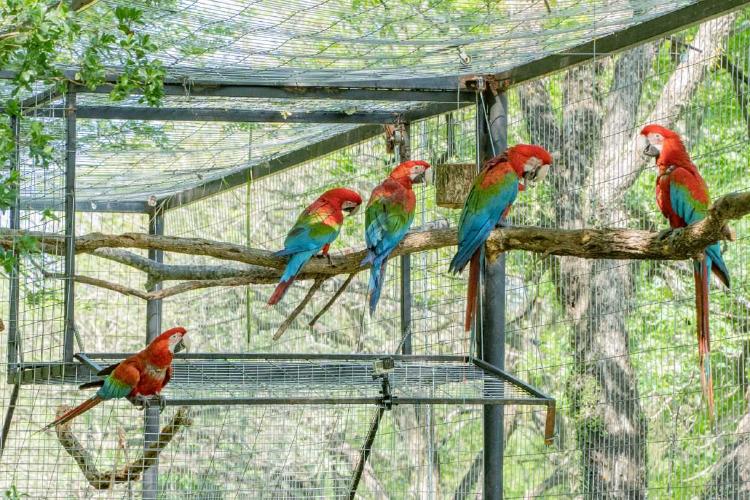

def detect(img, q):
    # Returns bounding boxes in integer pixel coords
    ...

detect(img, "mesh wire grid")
[67,0,698,82]
[1,5,750,499]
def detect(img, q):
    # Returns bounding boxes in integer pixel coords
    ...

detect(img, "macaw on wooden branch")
[449,145,552,331]
[42,327,188,431]
[362,160,431,315]
[642,124,730,420]
[268,188,363,305]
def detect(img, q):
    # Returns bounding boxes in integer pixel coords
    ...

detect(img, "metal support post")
[7,115,20,372]
[143,211,164,499]
[476,88,508,500]
[63,91,76,362]
[398,122,412,355]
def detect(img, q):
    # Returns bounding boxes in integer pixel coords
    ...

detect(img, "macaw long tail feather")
[268,279,294,306]
[694,259,715,420]
[268,252,314,305]
[41,396,102,432]
[368,259,388,315]
[464,251,480,332]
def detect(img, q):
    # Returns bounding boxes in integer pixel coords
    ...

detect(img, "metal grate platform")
[12,353,553,407]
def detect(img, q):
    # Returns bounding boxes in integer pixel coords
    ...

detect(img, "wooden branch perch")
[3,190,749,302]
[273,278,327,340]
[309,273,356,328]
[54,405,192,489]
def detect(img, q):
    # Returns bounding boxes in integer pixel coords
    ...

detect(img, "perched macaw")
[268,188,363,305]
[449,145,552,331]
[642,124,730,419]
[42,327,188,431]
[362,160,431,314]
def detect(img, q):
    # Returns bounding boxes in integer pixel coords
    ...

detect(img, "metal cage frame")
[2,1,748,497]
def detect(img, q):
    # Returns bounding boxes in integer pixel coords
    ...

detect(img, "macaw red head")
[640,124,691,168]
[321,187,363,216]
[507,144,553,185]
[152,326,188,353]
[389,160,431,185]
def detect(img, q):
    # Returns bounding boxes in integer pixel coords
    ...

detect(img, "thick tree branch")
[5,191,750,266]
[5,190,749,301]
[54,405,192,489]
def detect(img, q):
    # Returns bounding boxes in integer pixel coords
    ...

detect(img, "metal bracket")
[391,123,407,145]
[372,357,396,410]
[460,75,508,95]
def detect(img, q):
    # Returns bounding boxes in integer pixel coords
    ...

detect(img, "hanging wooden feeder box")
[435,162,477,209]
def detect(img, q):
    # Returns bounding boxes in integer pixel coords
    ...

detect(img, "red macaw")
[449,145,552,331]
[268,188,363,305]
[42,327,188,431]
[362,160,431,314]
[642,124,730,419]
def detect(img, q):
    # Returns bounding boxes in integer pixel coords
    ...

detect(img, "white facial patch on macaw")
[534,164,550,183]
[522,157,548,184]
[646,133,664,152]
[342,200,360,215]
[168,333,185,352]
[409,165,427,181]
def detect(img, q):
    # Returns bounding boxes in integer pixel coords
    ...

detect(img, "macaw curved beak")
[343,205,360,216]
[412,171,426,184]
[643,143,660,158]
[523,165,549,184]
[174,336,189,353]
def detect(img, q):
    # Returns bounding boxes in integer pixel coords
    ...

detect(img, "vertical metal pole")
[477,89,508,500]
[63,91,76,362]
[143,211,164,499]
[246,130,253,344]
[7,115,20,373]
[398,122,412,355]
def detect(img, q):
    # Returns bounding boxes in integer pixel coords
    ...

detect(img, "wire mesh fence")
[1,4,749,499]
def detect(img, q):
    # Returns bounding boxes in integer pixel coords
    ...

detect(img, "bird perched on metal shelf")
[268,188,363,305]
[641,124,730,420]
[449,144,552,331]
[362,160,431,315]
[42,326,188,431]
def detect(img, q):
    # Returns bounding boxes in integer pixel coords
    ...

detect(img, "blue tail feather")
[368,257,388,315]
[449,245,475,274]
[705,243,730,288]
[280,251,315,283]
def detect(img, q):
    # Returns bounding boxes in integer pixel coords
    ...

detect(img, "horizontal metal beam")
[84,352,470,362]
[80,82,474,103]
[19,198,150,213]
[56,104,460,124]
[163,397,552,406]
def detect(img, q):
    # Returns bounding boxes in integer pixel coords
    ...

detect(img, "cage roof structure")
[4,0,745,209]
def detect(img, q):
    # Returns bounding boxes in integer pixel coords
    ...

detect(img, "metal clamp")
[372,357,396,410]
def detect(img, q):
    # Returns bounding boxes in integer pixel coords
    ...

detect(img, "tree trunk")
[521,51,650,498]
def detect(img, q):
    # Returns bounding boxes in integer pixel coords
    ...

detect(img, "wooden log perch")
[1,190,748,301]
[54,405,192,489]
